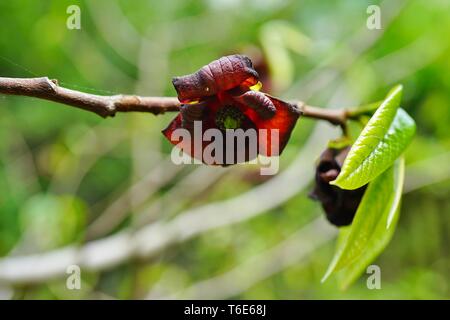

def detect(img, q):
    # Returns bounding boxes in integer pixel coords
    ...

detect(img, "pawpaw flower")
[162,54,301,165]
[309,146,367,226]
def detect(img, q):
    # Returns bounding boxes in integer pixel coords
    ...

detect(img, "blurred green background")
[0,0,449,299]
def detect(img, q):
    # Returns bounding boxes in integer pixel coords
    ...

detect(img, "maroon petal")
[172,55,259,102]
[248,94,301,157]
[179,101,207,130]
[232,90,276,120]
[162,100,216,163]
[163,99,261,165]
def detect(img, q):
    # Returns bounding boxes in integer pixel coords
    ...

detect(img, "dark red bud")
[309,146,367,227]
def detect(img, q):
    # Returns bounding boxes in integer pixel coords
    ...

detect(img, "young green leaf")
[337,206,400,289]
[322,158,405,286]
[331,85,415,190]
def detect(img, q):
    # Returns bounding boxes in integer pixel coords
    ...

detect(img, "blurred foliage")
[0,0,449,299]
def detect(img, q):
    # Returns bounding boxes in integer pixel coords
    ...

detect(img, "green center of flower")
[215,105,245,130]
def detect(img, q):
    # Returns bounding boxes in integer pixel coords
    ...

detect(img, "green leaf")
[337,206,401,289]
[331,85,415,190]
[322,157,405,287]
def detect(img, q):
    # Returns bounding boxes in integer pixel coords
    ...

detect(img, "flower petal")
[180,101,207,130]
[232,90,276,120]
[172,54,259,102]
[162,99,261,165]
[248,95,301,156]
[162,100,217,161]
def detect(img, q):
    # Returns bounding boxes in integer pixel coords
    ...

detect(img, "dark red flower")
[162,54,301,165]
[309,146,367,226]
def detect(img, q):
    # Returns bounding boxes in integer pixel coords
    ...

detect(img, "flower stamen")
[215,105,245,130]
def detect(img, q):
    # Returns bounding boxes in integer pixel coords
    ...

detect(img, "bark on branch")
[0,76,180,118]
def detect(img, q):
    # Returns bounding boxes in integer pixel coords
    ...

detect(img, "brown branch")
[296,103,347,126]
[0,76,351,127]
[0,76,180,118]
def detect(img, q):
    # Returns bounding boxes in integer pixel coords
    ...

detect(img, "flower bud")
[309,146,367,226]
